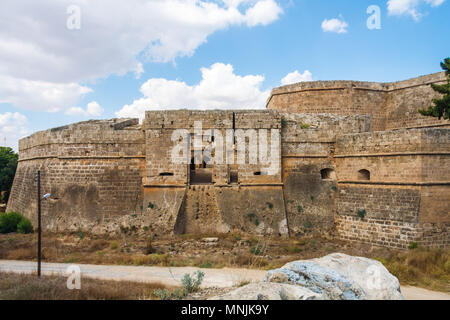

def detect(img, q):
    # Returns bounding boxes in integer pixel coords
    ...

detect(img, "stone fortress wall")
[143,110,287,237]
[266,72,449,248]
[279,113,369,237]
[334,129,449,248]
[7,72,449,248]
[267,72,449,131]
[6,119,146,234]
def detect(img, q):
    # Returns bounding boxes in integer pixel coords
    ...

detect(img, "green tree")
[0,147,18,203]
[419,58,450,120]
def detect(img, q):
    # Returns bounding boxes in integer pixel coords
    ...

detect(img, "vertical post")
[37,170,41,278]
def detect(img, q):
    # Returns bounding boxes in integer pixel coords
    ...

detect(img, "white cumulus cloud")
[65,101,104,117]
[115,63,270,119]
[321,17,349,33]
[387,0,446,20]
[0,0,283,112]
[0,76,92,112]
[245,0,284,27]
[281,70,313,85]
[425,0,445,6]
[0,112,29,151]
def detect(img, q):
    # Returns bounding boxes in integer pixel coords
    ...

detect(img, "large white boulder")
[265,253,403,300]
[209,282,323,300]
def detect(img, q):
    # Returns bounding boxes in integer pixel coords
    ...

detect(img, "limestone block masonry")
[6,73,449,249]
[267,72,449,132]
[7,119,145,234]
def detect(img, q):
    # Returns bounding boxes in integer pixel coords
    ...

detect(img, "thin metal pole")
[37,170,41,278]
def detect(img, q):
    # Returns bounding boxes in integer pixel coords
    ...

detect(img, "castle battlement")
[267,72,448,131]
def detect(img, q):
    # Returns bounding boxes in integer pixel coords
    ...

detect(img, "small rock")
[202,237,219,243]
[266,271,289,283]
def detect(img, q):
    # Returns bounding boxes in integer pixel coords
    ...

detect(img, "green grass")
[110,241,119,250]
[198,261,213,268]
[408,242,419,250]
[153,271,204,300]
[300,123,310,129]
[283,246,302,254]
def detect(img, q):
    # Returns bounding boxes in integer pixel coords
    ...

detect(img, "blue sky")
[0,0,449,150]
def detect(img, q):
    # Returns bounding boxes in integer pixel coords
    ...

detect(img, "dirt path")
[0,259,265,288]
[400,286,450,300]
[0,260,448,300]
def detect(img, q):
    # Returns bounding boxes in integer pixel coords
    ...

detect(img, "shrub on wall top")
[357,209,367,220]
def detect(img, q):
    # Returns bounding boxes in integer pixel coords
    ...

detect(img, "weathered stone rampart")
[267,72,449,132]
[280,113,370,236]
[6,72,449,249]
[7,119,146,234]
[143,110,287,237]
[335,128,450,248]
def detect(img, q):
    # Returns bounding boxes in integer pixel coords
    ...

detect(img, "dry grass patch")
[131,253,170,266]
[1,232,448,292]
[374,247,450,292]
[0,272,171,300]
[6,247,35,260]
[88,239,109,251]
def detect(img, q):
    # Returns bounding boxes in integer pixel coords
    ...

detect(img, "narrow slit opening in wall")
[254,171,267,176]
[159,172,174,176]
[232,112,236,145]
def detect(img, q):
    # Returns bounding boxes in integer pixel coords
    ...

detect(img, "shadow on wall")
[47,184,100,229]
[320,168,336,180]
[283,169,338,237]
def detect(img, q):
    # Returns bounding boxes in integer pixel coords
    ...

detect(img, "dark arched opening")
[320,168,336,180]
[358,169,370,181]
